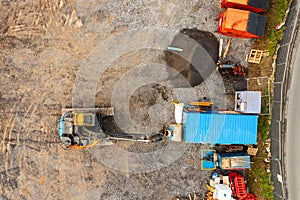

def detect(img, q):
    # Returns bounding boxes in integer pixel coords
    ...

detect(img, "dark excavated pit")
[165,29,219,87]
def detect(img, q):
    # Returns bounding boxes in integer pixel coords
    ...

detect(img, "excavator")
[58,107,163,148]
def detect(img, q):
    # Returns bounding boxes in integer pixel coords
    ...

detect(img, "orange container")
[218,8,267,38]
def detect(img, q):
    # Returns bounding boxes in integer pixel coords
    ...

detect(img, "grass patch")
[247,156,274,199]
[246,94,274,199]
[259,115,270,141]
[255,0,291,55]
[246,157,274,199]
[259,96,271,141]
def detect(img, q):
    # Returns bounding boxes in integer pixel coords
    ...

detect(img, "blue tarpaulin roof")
[182,111,258,144]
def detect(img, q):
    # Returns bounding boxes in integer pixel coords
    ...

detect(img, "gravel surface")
[0,0,249,199]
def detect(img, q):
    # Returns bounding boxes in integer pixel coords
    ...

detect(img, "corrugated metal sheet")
[247,12,267,37]
[182,111,258,144]
[248,0,269,10]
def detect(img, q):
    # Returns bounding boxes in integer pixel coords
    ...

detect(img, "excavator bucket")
[218,8,267,38]
[221,0,269,13]
[68,140,100,149]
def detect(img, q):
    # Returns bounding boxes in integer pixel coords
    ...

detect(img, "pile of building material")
[205,172,258,200]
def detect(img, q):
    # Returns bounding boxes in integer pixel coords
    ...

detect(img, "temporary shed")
[221,0,269,13]
[182,110,258,144]
[218,8,267,38]
[235,91,261,114]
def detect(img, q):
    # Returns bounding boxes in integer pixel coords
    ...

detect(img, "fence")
[271,1,300,199]
[246,76,271,115]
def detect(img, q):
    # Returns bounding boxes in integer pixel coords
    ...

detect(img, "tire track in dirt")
[0,57,72,197]
[0,92,26,198]
[1,89,27,174]
[3,91,64,198]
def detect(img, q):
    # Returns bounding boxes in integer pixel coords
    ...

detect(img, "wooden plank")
[247,49,263,64]
[189,102,213,106]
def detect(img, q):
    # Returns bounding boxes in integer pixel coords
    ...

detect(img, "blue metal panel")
[58,119,64,138]
[201,150,216,170]
[182,111,258,144]
[167,124,175,141]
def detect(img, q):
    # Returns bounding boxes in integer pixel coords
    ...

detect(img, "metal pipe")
[106,136,150,143]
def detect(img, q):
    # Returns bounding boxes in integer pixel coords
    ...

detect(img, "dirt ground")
[0,1,251,199]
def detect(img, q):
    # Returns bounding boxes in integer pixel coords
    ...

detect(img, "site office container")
[182,110,258,144]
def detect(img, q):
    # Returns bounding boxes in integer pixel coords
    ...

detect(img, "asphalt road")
[286,36,300,200]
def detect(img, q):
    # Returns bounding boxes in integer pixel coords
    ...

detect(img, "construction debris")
[275,22,285,30]
[205,172,258,200]
[222,39,231,59]
[225,145,243,152]
[219,38,224,58]
[247,146,259,156]
[217,62,246,76]
[167,46,184,52]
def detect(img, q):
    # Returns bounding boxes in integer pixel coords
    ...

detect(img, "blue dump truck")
[201,150,251,170]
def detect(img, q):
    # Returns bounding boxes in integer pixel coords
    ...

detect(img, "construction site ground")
[0,1,253,199]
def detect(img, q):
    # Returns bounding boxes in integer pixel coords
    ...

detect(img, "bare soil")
[0,1,251,199]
